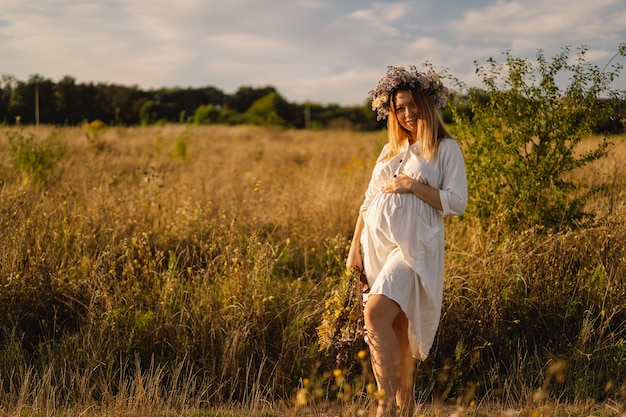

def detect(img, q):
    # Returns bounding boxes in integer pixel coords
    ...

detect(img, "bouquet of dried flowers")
[317,267,370,365]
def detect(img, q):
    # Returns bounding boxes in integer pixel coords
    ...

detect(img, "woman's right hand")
[346,211,365,271]
[346,245,363,272]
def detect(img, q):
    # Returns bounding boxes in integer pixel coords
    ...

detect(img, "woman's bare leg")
[364,294,403,416]
[392,312,415,416]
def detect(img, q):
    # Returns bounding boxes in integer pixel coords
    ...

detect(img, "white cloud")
[297,0,330,9]
[453,0,623,48]
[343,1,413,38]
[437,0,626,93]
[280,67,386,106]
[0,0,624,105]
[204,33,295,58]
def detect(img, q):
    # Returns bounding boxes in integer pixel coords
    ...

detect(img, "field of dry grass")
[0,124,625,416]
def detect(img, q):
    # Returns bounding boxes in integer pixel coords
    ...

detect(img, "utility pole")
[304,100,310,130]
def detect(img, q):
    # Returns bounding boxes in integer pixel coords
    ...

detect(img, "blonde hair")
[385,89,450,160]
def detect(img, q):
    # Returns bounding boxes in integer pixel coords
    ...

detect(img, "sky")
[1,0,625,106]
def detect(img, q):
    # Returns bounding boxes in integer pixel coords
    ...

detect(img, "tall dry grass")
[0,124,625,416]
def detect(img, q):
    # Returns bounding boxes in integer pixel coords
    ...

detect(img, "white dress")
[360,138,467,360]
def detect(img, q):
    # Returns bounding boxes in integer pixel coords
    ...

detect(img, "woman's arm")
[382,140,467,214]
[346,211,365,271]
[437,140,468,215]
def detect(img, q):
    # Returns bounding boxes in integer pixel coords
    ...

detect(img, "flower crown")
[368,65,451,121]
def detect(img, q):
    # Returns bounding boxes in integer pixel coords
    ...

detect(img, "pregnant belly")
[365,192,440,271]
[366,193,416,230]
[365,192,437,234]
[370,192,416,214]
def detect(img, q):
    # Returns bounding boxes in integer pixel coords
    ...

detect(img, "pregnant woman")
[346,66,468,416]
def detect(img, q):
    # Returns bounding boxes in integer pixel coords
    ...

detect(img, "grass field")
[0,124,625,416]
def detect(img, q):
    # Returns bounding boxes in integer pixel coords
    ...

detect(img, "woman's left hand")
[382,174,443,210]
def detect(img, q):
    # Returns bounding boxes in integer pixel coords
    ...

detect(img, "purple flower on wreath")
[368,65,453,121]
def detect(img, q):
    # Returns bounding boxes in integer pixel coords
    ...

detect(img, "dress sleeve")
[359,144,390,213]
[437,139,468,216]
[359,177,378,213]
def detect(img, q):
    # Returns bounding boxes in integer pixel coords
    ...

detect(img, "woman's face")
[394,90,419,132]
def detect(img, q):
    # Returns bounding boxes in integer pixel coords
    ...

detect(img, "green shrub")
[449,44,626,230]
[193,103,219,125]
[139,100,157,126]
[7,128,67,187]
[243,92,289,126]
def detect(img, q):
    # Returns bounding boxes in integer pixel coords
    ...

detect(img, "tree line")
[0,73,385,130]
[0,73,622,132]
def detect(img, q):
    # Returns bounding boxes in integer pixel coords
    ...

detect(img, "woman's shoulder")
[439,137,462,153]
[437,137,465,163]
[439,137,458,146]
